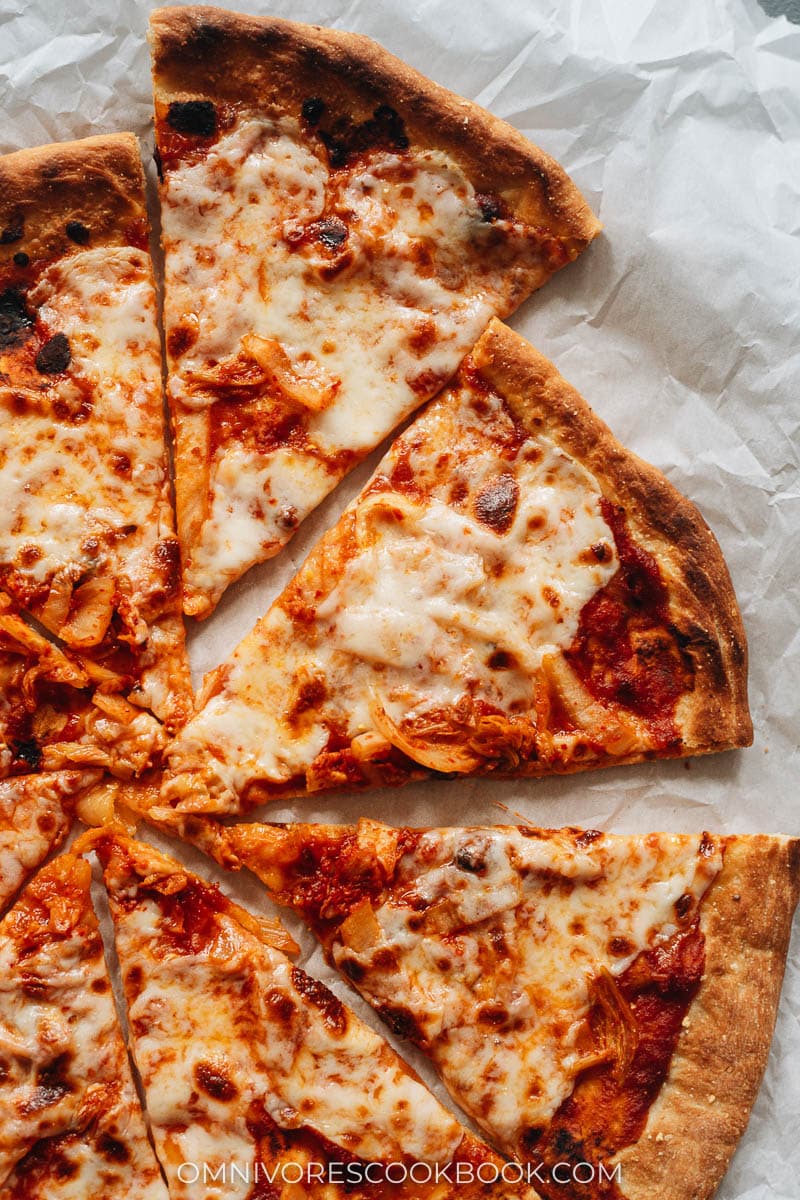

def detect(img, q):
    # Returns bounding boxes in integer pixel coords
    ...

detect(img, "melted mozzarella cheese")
[165,387,617,810]
[329,827,724,1152]
[0,247,172,609]
[0,858,167,1197]
[111,887,467,1187]
[0,772,93,910]
[161,118,551,604]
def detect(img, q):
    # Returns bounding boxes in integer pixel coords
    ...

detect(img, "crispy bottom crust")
[472,319,753,755]
[150,5,600,245]
[614,835,800,1200]
[0,133,148,268]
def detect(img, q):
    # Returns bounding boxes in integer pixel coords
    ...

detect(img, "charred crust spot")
[166,99,217,137]
[35,333,71,375]
[97,1132,130,1162]
[65,220,90,245]
[379,1004,422,1042]
[1,215,24,244]
[290,967,347,1034]
[474,473,519,534]
[153,145,164,182]
[521,1126,545,1153]
[12,739,41,771]
[0,287,34,348]
[301,96,326,125]
[194,1060,238,1102]
[316,104,409,168]
[13,251,29,267]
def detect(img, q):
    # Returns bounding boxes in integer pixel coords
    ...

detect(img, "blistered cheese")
[109,880,469,1193]
[329,826,724,1153]
[0,771,94,909]
[161,117,553,606]
[0,857,168,1197]
[0,247,172,608]
[166,385,617,810]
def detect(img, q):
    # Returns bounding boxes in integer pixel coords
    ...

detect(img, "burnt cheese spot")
[675,892,694,921]
[314,216,348,249]
[301,96,326,125]
[487,648,517,670]
[316,104,409,168]
[455,845,487,873]
[19,1053,74,1114]
[166,99,217,137]
[13,251,29,267]
[474,473,519,534]
[0,215,24,244]
[97,1132,130,1163]
[290,967,347,1034]
[475,192,508,223]
[65,220,90,244]
[0,287,34,348]
[13,739,41,771]
[194,1061,238,1102]
[378,1003,422,1042]
[35,333,71,375]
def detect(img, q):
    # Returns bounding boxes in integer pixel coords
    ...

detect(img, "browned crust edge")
[0,133,148,270]
[471,319,753,756]
[149,5,600,245]
[613,835,800,1200]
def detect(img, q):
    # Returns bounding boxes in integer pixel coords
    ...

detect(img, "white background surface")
[2,1,799,1196]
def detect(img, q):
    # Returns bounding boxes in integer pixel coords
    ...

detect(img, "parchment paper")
[2,1,799,1195]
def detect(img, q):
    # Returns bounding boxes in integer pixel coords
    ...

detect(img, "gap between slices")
[149,5,601,616]
[219,818,800,1200]
[0,852,168,1197]
[158,320,752,817]
[77,828,540,1199]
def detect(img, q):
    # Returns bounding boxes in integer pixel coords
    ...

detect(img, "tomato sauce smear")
[566,499,693,749]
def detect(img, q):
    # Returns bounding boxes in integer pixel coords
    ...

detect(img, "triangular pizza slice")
[149,5,600,616]
[160,320,751,816]
[227,819,800,1200]
[0,852,168,1197]
[0,135,191,789]
[89,830,538,1199]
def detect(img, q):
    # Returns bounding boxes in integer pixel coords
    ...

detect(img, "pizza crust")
[613,835,800,1200]
[0,132,149,268]
[149,5,600,248]
[472,318,753,756]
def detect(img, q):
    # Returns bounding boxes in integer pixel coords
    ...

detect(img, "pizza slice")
[0,769,100,912]
[160,319,751,816]
[150,5,600,616]
[0,134,192,785]
[227,818,800,1200]
[88,829,539,1199]
[0,852,168,1198]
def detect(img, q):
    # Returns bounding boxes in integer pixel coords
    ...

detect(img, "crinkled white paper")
[2,1,799,1196]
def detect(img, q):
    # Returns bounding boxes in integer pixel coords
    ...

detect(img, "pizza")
[0,852,168,1197]
[0,133,193,896]
[0,133,191,769]
[150,5,600,616]
[158,319,751,816]
[225,818,800,1200]
[0,769,99,912]
[86,828,539,1199]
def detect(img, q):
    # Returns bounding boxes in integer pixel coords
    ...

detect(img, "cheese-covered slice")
[0,770,98,911]
[0,853,168,1198]
[0,134,191,786]
[228,821,725,1160]
[94,833,535,1200]
[158,107,595,615]
[162,374,620,813]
